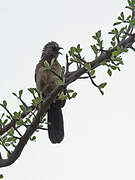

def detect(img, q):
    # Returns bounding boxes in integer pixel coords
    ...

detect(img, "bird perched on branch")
[35,41,65,144]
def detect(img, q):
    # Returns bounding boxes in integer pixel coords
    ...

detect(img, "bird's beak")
[59,47,63,50]
[58,47,63,55]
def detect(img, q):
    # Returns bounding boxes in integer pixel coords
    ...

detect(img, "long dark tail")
[48,102,64,144]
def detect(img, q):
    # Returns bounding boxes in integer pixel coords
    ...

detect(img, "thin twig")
[49,69,63,81]
[65,54,73,75]
[74,54,86,63]
[88,72,99,88]
[2,106,13,119]
[66,54,69,73]
[64,89,71,99]
[79,76,89,79]
[19,98,28,108]
[14,128,22,137]
[12,136,21,140]
[37,127,48,131]
[2,107,22,137]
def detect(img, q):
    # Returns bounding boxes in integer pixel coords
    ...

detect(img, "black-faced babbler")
[35,41,65,144]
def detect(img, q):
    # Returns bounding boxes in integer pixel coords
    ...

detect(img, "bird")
[35,41,65,144]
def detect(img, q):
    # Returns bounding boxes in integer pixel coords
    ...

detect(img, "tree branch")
[0,32,135,168]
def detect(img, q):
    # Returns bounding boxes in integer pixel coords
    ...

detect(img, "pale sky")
[0,0,135,180]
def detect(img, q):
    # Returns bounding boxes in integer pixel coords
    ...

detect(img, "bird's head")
[41,41,63,61]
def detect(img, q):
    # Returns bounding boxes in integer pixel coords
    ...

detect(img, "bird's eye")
[52,46,58,51]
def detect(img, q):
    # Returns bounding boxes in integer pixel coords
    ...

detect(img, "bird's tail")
[48,102,64,144]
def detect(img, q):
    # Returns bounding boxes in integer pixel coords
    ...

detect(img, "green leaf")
[99,82,107,89]
[28,88,35,94]
[8,127,14,136]
[67,89,74,93]
[122,48,128,53]
[40,116,46,123]
[6,115,11,119]
[0,174,3,179]
[30,136,36,141]
[44,61,50,68]
[40,67,49,71]
[92,35,97,40]
[111,41,116,47]
[68,47,76,56]
[19,90,23,98]
[125,6,134,11]
[110,65,117,70]
[117,46,121,51]
[3,100,7,108]
[118,16,122,21]
[76,59,83,64]
[96,30,101,39]
[113,22,121,26]
[1,136,7,145]
[3,119,8,125]
[97,39,103,49]
[72,92,77,98]
[90,70,95,76]
[120,12,124,21]
[112,51,120,56]
[0,119,2,126]
[113,28,119,35]
[107,69,112,76]
[126,15,132,21]
[112,36,115,41]
[12,92,17,97]
[58,79,65,86]
[131,0,135,5]
[77,44,80,49]
[128,0,131,6]
[61,66,65,74]
[91,45,99,56]
[26,118,31,124]
[120,26,127,34]
[11,142,16,148]
[111,56,122,61]
[7,137,15,142]
[59,93,68,100]
[99,89,104,95]
[84,63,91,72]
[32,97,42,106]
[16,119,24,126]
[20,105,26,112]
[13,111,20,119]
[100,61,107,65]
[129,19,135,26]
[5,143,10,147]
[1,113,5,119]
[70,58,83,64]
[76,44,82,53]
